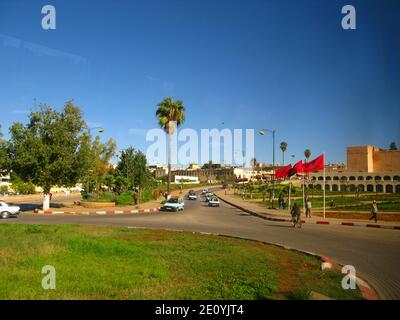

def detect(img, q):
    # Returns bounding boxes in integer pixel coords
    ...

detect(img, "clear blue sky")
[0,0,399,166]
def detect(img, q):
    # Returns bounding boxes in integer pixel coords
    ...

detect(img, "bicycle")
[291,214,302,228]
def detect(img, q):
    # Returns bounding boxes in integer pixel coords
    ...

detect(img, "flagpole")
[302,173,305,216]
[288,176,291,210]
[323,152,326,219]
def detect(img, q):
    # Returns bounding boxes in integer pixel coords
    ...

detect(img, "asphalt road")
[1,190,400,299]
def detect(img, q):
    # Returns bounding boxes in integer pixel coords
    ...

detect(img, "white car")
[0,201,21,219]
[201,189,208,194]
[188,192,197,200]
[162,197,185,212]
[208,197,220,207]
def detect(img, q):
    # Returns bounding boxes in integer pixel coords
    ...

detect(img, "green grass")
[0,225,363,300]
[258,193,400,212]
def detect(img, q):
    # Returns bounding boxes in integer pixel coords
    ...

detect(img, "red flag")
[303,154,324,173]
[288,160,304,177]
[275,164,292,179]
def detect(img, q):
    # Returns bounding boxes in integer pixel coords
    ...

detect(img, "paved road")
[1,190,400,299]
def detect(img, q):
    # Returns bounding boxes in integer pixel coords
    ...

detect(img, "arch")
[341,176,348,181]
[349,176,356,181]
[340,184,348,192]
[376,184,383,193]
[325,184,331,192]
[349,184,356,192]
[386,185,393,193]
[358,176,364,181]
[326,176,331,181]
[393,176,399,181]
[357,184,365,192]
[396,185,400,193]
[367,184,374,192]
[311,176,317,181]
[375,176,382,181]
[318,176,324,181]
[332,184,339,191]
[366,176,373,181]
[384,176,391,181]
[333,176,339,181]
[315,184,322,190]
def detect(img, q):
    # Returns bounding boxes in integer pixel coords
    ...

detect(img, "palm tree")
[156,97,186,193]
[280,142,288,165]
[390,142,398,150]
[251,158,258,171]
[304,149,311,162]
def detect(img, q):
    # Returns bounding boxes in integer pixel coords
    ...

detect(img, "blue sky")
[0,0,399,166]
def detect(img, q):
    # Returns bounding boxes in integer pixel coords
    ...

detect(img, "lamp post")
[88,126,105,134]
[259,128,276,209]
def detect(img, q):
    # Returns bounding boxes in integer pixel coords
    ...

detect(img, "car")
[205,192,213,202]
[208,197,220,207]
[201,188,208,194]
[188,192,197,200]
[161,197,185,212]
[0,201,21,219]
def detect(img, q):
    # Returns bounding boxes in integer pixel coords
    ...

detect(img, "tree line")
[0,100,154,209]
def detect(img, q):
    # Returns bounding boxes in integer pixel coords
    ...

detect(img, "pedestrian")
[291,202,301,226]
[278,195,283,209]
[306,200,312,218]
[133,191,138,205]
[369,200,378,223]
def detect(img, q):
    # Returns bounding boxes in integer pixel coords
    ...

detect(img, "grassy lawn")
[258,193,400,212]
[0,224,363,300]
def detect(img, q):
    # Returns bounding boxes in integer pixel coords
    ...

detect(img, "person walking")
[369,200,378,223]
[278,195,284,209]
[306,200,312,218]
[290,202,301,227]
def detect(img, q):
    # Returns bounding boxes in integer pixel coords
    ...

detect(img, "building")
[174,175,199,184]
[171,166,236,183]
[307,146,400,193]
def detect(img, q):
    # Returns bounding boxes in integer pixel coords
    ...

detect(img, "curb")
[33,207,161,215]
[216,195,400,231]
[134,226,379,300]
[207,235,379,300]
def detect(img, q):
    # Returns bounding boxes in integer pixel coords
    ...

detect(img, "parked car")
[161,197,185,212]
[208,197,220,207]
[188,192,197,200]
[0,201,21,219]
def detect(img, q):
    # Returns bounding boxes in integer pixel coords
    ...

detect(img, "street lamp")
[88,126,105,134]
[259,128,276,209]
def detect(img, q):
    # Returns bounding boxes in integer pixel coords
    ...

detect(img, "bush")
[86,192,116,203]
[116,193,133,205]
[11,181,36,195]
[0,185,8,195]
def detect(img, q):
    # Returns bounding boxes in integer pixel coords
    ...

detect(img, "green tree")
[390,142,398,150]
[280,142,288,165]
[250,158,258,171]
[87,136,117,192]
[304,149,312,162]
[156,97,186,193]
[8,101,93,210]
[0,125,10,175]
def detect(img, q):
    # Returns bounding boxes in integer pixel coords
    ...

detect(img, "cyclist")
[290,202,301,228]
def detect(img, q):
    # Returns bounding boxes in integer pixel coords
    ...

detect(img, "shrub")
[86,192,116,203]
[116,193,133,205]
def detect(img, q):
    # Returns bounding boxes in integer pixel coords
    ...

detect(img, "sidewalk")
[215,190,400,230]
